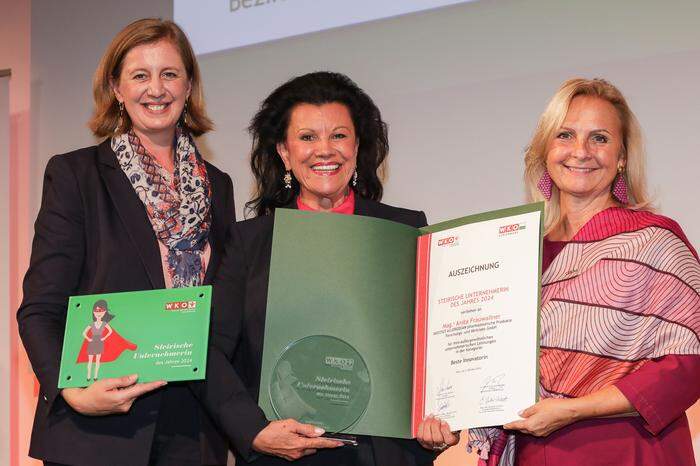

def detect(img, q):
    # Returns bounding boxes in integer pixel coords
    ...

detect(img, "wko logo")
[499,223,526,236]
[437,236,459,247]
[324,356,355,371]
[164,301,197,312]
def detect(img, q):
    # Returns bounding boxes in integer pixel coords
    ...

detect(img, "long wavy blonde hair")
[524,78,652,234]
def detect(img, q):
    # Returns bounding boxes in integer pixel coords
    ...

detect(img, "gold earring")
[116,102,124,132]
[182,99,189,126]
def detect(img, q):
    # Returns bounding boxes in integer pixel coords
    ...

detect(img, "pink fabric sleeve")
[615,354,700,435]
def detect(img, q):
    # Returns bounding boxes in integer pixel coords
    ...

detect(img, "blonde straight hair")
[524,78,652,234]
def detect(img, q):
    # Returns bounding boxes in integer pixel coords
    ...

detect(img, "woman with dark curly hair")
[197,71,441,466]
[246,71,387,215]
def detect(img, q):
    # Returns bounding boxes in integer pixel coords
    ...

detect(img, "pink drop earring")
[537,170,553,200]
[612,166,629,204]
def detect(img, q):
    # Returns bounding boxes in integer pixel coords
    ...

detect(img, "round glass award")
[269,335,371,433]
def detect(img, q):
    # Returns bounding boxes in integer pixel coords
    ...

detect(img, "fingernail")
[518,410,524,416]
[314,427,325,435]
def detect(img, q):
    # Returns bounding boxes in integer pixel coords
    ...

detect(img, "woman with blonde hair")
[17,18,234,466]
[523,78,651,233]
[456,78,700,465]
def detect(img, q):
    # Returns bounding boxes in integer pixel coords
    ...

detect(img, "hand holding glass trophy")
[270,335,371,445]
[259,203,543,441]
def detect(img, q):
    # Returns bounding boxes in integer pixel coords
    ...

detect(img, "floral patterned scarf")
[112,128,211,288]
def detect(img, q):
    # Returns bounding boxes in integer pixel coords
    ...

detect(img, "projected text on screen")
[174,0,477,55]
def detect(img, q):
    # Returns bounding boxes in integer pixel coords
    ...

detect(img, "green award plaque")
[259,210,421,438]
[57,286,211,388]
[259,203,544,438]
[269,335,371,433]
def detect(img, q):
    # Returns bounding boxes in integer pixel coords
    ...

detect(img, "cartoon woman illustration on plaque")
[76,299,137,380]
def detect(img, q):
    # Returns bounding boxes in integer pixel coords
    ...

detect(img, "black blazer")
[17,139,234,466]
[197,197,437,466]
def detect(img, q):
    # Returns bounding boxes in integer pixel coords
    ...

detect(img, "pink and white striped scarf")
[468,207,700,466]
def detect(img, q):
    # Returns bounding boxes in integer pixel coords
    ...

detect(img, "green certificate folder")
[58,286,211,388]
[259,203,543,438]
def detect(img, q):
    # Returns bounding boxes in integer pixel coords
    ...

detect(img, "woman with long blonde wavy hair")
[464,78,700,466]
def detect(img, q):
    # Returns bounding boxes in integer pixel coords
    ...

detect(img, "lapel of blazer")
[97,140,166,289]
[203,167,227,284]
[353,195,379,218]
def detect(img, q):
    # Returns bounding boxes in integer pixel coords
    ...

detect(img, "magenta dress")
[514,238,700,466]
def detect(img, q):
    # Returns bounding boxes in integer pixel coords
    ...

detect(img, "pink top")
[514,239,700,466]
[516,356,699,466]
[296,190,355,215]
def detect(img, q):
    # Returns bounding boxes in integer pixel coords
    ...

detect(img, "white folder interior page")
[424,210,540,429]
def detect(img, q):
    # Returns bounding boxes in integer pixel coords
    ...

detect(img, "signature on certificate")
[438,377,454,395]
[479,373,509,412]
[479,393,509,408]
[480,373,506,393]
[437,397,452,414]
[434,377,456,416]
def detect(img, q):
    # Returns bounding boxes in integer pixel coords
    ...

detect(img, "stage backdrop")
[0,69,11,466]
[4,0,699,465]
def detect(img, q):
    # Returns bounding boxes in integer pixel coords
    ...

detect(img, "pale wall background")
[0,70,11,466]
[2,0,699,465]
[0,0,31,464]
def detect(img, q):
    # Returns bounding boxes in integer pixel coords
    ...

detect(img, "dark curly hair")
[246,71,389,217]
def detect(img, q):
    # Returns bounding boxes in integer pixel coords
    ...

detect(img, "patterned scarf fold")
[112,128,212,288]
[468,207,700,466]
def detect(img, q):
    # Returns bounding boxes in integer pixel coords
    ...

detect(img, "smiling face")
[93,306,107,321]
[277,102,358,209]
[112,40,191,144]
[546,95,625,204]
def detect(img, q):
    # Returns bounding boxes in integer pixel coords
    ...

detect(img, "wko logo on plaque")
[164,300,198,313]
[437,236,460,247]
[324,356,355,371]
[498,223,526,237]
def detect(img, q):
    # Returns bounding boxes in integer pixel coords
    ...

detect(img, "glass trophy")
[269,335,371,443]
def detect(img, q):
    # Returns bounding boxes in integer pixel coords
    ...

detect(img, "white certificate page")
[419,210,541,429]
